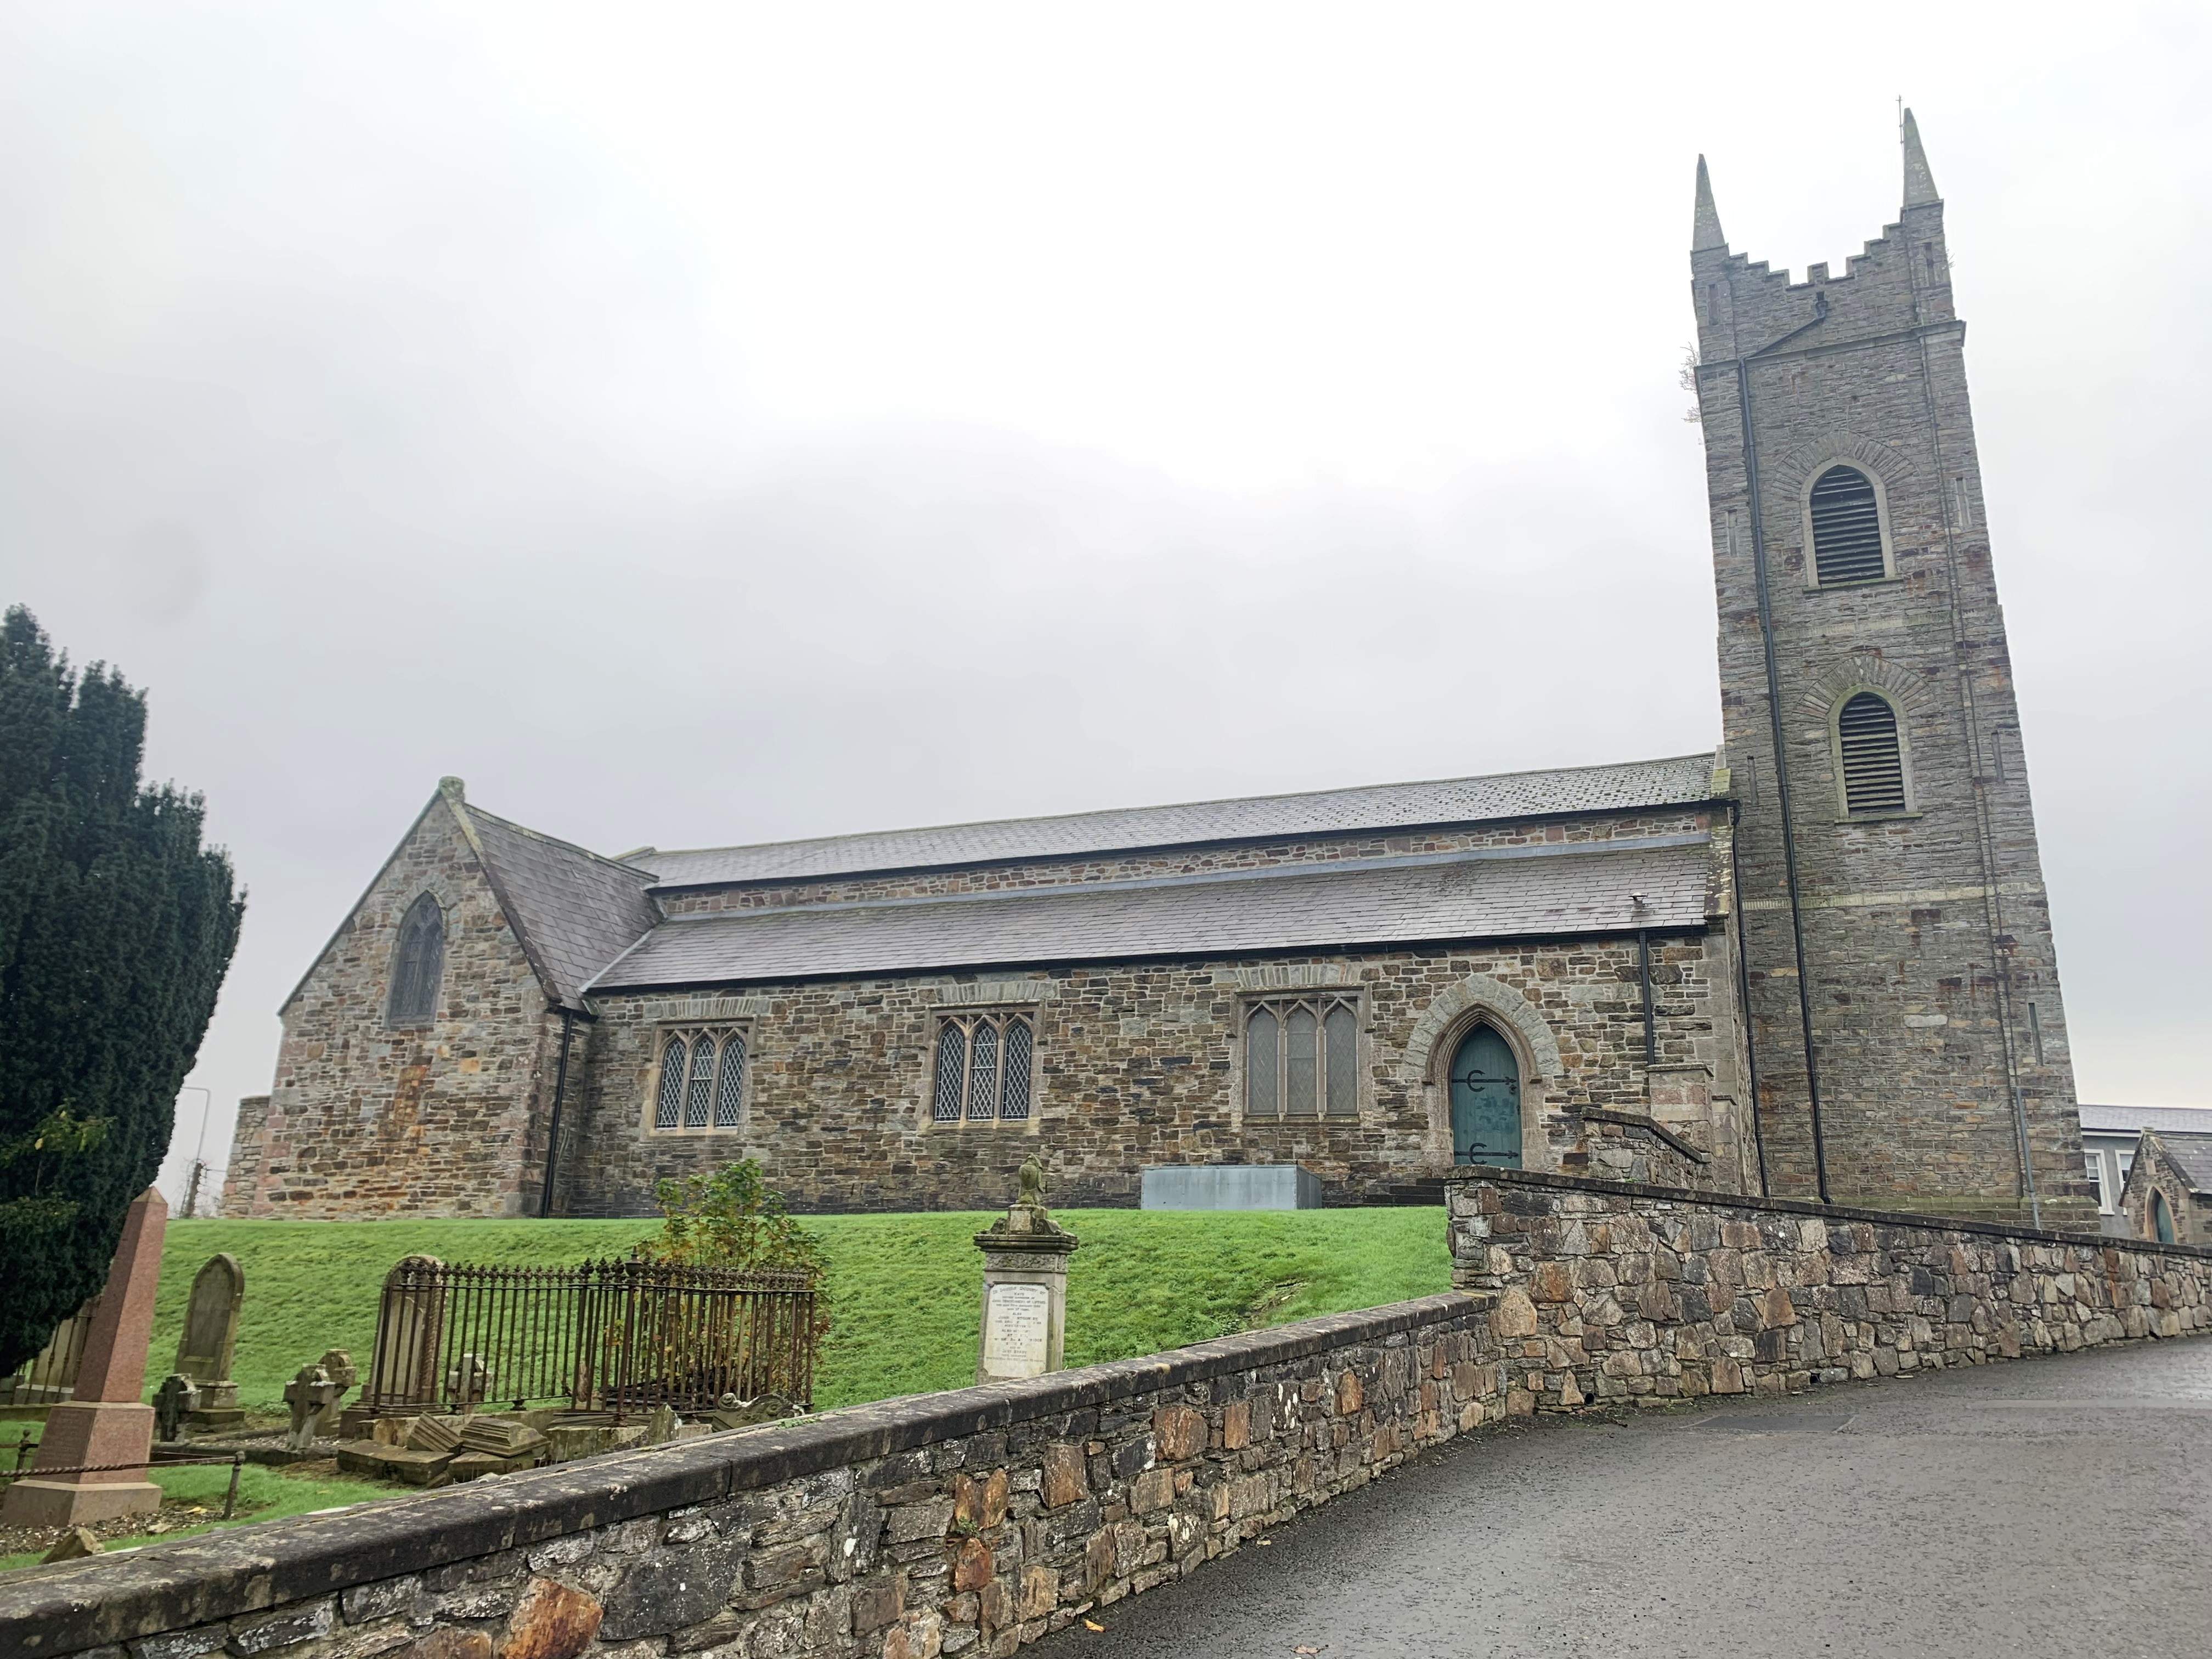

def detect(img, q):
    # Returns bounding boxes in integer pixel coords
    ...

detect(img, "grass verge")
[126,1208,1449,1414]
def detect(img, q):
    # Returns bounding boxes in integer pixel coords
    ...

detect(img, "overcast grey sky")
[1,2,2204,1200]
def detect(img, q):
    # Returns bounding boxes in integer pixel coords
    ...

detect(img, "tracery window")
[1836,691,1909,816]
[1244,997,1359,1119]
[932,1013,1035,1125]
[650,1027,748,1132]
[1807,464,1889,585]
[386,893,445,1028]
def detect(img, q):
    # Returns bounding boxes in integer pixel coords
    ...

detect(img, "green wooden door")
[1449,1026,1521,1167]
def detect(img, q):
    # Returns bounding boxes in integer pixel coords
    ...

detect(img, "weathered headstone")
[283,1363,345,1452]
[444,1352,493,1410]
[2,1188,169,1526]
[364,1255,445,1410]
[311,1349,358,1439]
[153,1373,200,1444]
[972,1157,1079,1385]
[172,1254,245,1429]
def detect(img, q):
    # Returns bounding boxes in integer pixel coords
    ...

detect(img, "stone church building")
[223,115,2097,1229]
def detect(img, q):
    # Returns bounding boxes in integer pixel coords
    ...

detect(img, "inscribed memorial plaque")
[981,1283,1051,1379]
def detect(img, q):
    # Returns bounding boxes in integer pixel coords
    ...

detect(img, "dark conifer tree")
[0,606,242,1374]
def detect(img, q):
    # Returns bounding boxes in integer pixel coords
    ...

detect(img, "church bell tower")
[1690,112,2092,1227]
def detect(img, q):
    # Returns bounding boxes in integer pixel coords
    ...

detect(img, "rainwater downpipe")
[1727,805,1771,1196]
[1637,927,1656,1070]
[1731,292,1832,1204]
[538,1007,577,1220]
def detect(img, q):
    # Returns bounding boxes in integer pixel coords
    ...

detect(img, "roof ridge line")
[644,831,1712,927]
[639,751,1720,864]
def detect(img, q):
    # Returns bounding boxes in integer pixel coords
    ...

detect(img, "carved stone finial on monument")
[2,1187,170,1526]
[154,1374,200,1444]
[973,1159,1079,1386]
[174,1253,245,1430]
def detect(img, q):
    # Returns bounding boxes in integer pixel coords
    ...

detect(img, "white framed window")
[932,1012,1036,1127]
[1243,995,1360,1120]
[647,1026,748,1133]
[2084,1150,2113,1214]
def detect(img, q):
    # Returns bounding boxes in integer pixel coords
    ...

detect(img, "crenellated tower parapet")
[1690,112,2092,1228]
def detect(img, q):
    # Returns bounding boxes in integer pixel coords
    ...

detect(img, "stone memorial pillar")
[973,1158,1078,1386]
[173,1253,245,1430]
[3,1188,169,1526]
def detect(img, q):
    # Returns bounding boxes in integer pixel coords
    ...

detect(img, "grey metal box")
[1139,1164,1322,1211]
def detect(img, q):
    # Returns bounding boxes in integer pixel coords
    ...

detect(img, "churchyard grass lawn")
[140,1208,1451,1415]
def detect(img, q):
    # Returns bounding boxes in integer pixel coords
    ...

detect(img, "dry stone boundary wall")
[7,1172,2207,1659]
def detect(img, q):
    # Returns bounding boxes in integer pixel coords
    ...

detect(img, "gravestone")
[364,1255,445,1410]
[283,1363,345,1452]
[153,1374,200,1443]
[2,1188,169,1526]
[311,1349,358,1438]
[173,1254,245,1429]
[972,1157,1079,1385]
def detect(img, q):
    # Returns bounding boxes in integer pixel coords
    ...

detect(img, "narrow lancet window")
[655,1037,687,1129]
[386,894,445,1028]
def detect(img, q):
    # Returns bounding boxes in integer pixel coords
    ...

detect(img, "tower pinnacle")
[1901,108,1940,206]
[1692,155,1726,251]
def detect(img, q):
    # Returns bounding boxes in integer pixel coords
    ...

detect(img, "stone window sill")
[1805,574,1904,593]
[1834,810,1925,824]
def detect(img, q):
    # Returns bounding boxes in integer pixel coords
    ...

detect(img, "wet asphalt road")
[1025,1340,2212,1659]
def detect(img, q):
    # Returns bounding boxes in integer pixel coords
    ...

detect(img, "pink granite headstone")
[2,1187,170,1526]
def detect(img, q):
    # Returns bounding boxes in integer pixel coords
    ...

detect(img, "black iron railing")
[359,1256,817,1421]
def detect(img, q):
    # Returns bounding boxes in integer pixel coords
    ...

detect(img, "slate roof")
[626,753,1720,889]
[2077,1103,2212,1137]
[2153,1133,2212,1193]
[589,833,1713,991]
[461,806,659,1009]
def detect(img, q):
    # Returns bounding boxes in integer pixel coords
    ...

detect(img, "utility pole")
[178,1086,212,1218]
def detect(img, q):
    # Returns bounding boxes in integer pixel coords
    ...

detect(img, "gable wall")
[557,924,1750,1217]
[237,801,562,1218]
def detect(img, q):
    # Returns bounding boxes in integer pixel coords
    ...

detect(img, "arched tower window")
[1808,465,1889,584]
[385,894,444,1028]
[1836,692,1908,816]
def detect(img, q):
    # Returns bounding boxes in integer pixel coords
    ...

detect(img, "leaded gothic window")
[1244,997,1359,1119]
[1808,465,1889,585]
[386,893,445,1028]
[1837,692,1908,816]
[651,1028,748,1132]
[932,1013,1035,1125]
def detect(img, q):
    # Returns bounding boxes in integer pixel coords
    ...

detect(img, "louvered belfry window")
[651,1028,747,1131]
[933,1013,1035,1125]
[1809,465,1888,584]
[386,893,445,1027]
[1837,693,1908,815]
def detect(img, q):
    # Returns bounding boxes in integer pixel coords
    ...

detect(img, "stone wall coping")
[0,1293,1482,1655]
[1442,1164,2212,1261]
[1573,1108,1709,1164]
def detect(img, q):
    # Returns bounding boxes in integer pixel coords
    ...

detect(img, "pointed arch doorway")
[1449,1026,1522,1167]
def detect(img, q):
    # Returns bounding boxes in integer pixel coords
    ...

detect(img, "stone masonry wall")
[0,1294,1503,1659]
[239,797,561,1219]
[561,926,1747,1216]
[1448,1169,2212,1409]
[10,1175,2208,1659]
[1694,182,2089,1227]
